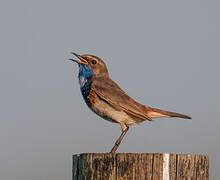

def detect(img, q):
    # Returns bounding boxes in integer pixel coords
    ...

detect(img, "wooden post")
[72,153,209,180]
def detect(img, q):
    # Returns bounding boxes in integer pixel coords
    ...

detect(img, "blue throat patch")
[78,64,94,98]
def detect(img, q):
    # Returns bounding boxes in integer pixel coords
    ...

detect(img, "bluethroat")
[69,52,191,153]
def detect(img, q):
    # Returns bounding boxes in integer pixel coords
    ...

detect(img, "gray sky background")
[0,0,219,179]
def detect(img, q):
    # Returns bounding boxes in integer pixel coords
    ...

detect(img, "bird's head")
[69,52,109,78]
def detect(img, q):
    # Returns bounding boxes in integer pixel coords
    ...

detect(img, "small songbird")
[69,52,191,153]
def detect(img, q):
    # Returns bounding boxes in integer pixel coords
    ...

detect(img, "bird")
[68,52,191,153]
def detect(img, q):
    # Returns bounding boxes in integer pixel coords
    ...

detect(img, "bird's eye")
[91,60,97,65]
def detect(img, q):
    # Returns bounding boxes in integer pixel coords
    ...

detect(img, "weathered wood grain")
[116,153,153,180]
[194,154,209,180]
[72,153,115,180]
[152,153,163,179]
[72,153,209,180]
[176,154,195,179]
[169,154,177,180]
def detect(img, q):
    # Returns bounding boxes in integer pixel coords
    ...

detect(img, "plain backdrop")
[0,0,219,179]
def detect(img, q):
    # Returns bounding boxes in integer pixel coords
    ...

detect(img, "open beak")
[68,52,88,65]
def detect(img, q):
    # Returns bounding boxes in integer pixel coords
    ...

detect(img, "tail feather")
[146,107,191,119]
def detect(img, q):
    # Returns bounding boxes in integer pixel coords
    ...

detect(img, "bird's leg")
[110,122,129,154]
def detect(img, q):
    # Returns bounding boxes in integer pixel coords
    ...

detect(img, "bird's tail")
[146,107,191,119]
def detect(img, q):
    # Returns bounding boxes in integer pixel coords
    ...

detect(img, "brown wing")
[91,76,152,121]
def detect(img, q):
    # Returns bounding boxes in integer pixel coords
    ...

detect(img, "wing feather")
[91,76,152,121]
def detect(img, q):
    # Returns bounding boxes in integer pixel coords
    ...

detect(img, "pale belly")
[89,98,137,126]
